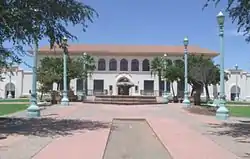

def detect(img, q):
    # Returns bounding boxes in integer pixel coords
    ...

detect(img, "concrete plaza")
[0,103,250,159]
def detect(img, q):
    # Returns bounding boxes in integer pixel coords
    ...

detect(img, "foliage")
[203,0,250,42]
[37,55,96,91]
[0,0,97,75]
[151,57,172,96]
[162,55,224,105]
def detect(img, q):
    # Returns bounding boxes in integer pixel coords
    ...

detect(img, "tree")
[0,0,97,75]
[163,60,184,97]
[151,57,173,96]
[203,0,250,42]
[37,55,96,92]
[162,55,225,105]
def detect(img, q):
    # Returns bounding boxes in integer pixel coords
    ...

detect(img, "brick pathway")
[0,103,249,159]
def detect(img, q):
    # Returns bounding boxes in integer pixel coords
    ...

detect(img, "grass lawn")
[228,106,250,117]
[0,104,28,116]
[0,98,29,102]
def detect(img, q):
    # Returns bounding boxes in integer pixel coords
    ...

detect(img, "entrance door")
[118,86,129,95]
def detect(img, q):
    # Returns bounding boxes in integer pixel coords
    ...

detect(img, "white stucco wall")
[1,53,250,101]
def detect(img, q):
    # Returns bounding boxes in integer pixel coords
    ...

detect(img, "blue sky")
[5,0,250,71]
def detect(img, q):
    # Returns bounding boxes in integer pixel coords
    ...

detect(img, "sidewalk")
[0,103,249,159]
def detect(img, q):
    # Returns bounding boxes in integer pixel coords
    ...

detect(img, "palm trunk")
[205,84,210,102]
[158,71,162,96]
[171,82,175,96]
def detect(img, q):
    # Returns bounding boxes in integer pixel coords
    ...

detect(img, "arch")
[120,59,128,71]
[109,59,117,71]
[98,58,106,71]
[142,59,150,71]
[5,82,15,98]
[230,85,241,101]
[131,59,139,71]
[230,85,241,94]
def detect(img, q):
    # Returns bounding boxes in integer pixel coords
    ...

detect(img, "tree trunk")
[158,72,162,96]
[205,84,210,102]
[57,82,60,91]
[40,92,44,101]
[171,82,175,96]
[193,83,202,106]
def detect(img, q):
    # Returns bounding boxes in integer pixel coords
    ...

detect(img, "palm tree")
[78,53,96,95]
[151,57,173,96]
[151,57,164,96]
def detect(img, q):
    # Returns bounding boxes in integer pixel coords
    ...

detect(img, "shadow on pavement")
[208,120,250,143]
[0,117,111,137]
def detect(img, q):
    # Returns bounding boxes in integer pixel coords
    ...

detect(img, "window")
[120,59,128,71]
[131,59,139,71]
[109,59,117,71]
[142,59,150,71]
[98,59,106,71]
[76,79,83,91]
[93,80,104,95]
[109,85,113,91]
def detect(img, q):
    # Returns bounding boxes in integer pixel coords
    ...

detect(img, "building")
[0,44,248,101]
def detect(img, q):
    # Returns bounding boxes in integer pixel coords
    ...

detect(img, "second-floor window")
[142,59,150,71]
[120,59,128,71]
[131,59,139,71]
[109,59,117,71]
[98,59,106,71]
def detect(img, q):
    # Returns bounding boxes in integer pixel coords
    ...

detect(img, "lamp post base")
[61,97,69,106]
[216,106,229,120]
[162,91,169,104]
[182,98,191,107]
[27,104,41,118]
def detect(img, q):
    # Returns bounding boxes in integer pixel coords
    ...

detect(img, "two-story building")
[0,44,249,101]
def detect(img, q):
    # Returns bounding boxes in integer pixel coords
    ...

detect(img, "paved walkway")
[0,103,249,159]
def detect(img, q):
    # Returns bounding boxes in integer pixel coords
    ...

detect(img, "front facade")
[0,44,248,101]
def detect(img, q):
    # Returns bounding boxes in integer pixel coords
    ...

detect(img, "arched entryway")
[230,85,241,101]
[117,77,134,95]
[5,83,15,98]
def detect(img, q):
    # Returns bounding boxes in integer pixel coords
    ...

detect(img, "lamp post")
[162,53,169,104]
[183,36,191,106]
[27,38,41,117]
[60,37,69,106]
[27,8,41,117]
[82,52,87,100]
[215,11,229,120]
[235,64,239,101]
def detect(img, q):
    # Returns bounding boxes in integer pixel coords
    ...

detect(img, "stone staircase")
[91,95,159,105]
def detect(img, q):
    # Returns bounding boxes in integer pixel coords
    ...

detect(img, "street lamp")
[162,53,169,104]
[60,37,69,106]
[27,8,41,117]
[235,64,239,101]
[27,34,41,117]
[183,36,191,106]
[215,11,229,120]
[82,52,87,100]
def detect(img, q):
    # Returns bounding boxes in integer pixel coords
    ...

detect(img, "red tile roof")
[38,44,219,57]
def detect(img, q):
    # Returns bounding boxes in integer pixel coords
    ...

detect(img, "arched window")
[109,59,117,71]
[142,59,150,71]
[98,59,106,71]
[120,59,128,71]
[131,59,139,71]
